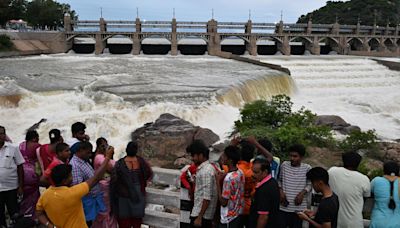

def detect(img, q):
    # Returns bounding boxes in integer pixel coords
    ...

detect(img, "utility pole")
[249,9,251,21]
[136,7,139,18]
[100,7,103,18]
[173,8,175,19]
[212,8,214,20]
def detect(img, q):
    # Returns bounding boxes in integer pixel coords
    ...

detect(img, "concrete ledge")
[372,58,400,71]
[216,51,291,75]
[144,208,180,228]
[146,187,180,208]
[152,167,181,187]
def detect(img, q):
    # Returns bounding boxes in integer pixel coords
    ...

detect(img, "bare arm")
[197,199,210,219]
[216,174,228,207]
[86,147,114,189]
[248,136,273,163]
[36,210,55,228]
[256,214,269,228]
[39,175,50,188]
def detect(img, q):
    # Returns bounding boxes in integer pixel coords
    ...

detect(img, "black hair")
[0,126,5,133]
[288,144,306,157]
[258,138,273,152]
[253,157,271,173]
[49,129,62,144]
[96,137,107,148]
[55,143,69,154]
[126,141,138,157]
[186,140,209,159]
[71,122,86,135]
[25,130,39,141]
[240,140,255,162]
[383,161,399,176]
[342,152,362,169]
[306,167,329,185]
[224,145,241,165]
[51,164,72,186]
[77,141,93,152]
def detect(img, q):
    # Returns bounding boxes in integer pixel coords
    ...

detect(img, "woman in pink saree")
[92,137,117,228]
[18,130,41,220]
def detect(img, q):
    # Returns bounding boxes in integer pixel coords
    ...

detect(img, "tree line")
[297,0,400,26]
[0,0,77,29]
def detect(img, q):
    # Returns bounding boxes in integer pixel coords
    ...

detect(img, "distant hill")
[297,0,400,26]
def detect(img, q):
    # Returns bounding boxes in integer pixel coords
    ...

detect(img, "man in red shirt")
[40,143,70,187]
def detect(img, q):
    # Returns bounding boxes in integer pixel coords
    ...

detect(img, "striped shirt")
[278,161,312,212]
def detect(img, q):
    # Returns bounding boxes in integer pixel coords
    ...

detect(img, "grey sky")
[58,0,330,22]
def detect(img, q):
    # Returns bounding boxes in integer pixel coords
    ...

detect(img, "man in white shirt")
[0,126,25,227]
[328,152,370,228]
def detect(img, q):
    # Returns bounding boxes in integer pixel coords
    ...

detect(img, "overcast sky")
[58,0,331,23]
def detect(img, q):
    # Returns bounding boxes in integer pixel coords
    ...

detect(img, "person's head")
[96,137,108,154]
[75,141,93,161]
[383,161,399,176]
[342,152,362,170]
[252,158,271,182]
[258,138,273,154]
[306,167,329,193]
[0,126,5,143]
[49,129,63,144]
[222,145,240,167]
[240,140,255,162]
[288,144,306,166]
[71,122,86,141]
[186,140,209,165]
[51,164,73,187]
[56,143,71,162]
[25,130,39,143]
[126,141,138,157]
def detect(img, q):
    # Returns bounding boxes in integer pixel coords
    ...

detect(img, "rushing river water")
[0,54,399,156]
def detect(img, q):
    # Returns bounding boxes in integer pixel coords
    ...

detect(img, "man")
[0,126,25,227]
[66,122,90,157]
[36,146,114,228]
[236,140,256,227]
[40,142,71,187]
[70,142,105,226]
[216,145,245,227]
[254,137,280,180]
[187,140,218,228]
[249,158,280,228]
[328,152,370,228]
[298,167,339,228]
[278,144,312,228]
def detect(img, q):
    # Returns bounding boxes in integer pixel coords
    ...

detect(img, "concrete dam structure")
[63,14,400,57]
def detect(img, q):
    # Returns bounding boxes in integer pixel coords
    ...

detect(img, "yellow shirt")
[36,182,89,228]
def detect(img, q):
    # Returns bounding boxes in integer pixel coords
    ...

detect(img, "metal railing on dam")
[63,15,400,57]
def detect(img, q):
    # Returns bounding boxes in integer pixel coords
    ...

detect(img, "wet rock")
[379,142,400,163]
[315,115,350,128]
[338,125,361,135]
[131,113,219,168]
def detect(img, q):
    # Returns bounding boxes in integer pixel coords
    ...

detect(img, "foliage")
[358,160,383,180]
[0,34,13,51]
[339,129,379,155]
[297,0,400,26]
[0,0,77,29]
[235,95,334,158]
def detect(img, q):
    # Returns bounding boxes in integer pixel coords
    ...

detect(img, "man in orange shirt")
[35,146,114,228]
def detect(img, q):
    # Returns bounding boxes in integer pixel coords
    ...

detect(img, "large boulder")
[380,142,400,163]
[131,113,220,168]
[315,115,350,129]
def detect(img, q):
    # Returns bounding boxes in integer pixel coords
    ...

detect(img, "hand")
[279,189,287,205]
[295,191,305,206]
[297,211,309,221]
[194,216,202,227]
[247,135,258,145]
[303,209,315,218]
[231,135,241,146]
[84,134,90,141]
[17,186,24,196]
[105,146,114,159]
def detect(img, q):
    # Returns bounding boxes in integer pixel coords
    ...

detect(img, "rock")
[338,125,361,135]
[315,115,350,128]
[131,113,220,168]
[379,142,400,163]
[211,141,229,153]
[174,157,192,169]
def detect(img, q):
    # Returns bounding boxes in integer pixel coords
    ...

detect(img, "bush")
[339,129,378,155]
[235,95,334,158]
[0,35,13,51]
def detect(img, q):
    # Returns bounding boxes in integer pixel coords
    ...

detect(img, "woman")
[36,129,63,173]
[110,141,153,228]
[370,161,400,228]
[18,130,41,221]
[92,138,117,228]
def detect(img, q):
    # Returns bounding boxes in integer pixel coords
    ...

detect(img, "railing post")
[64,13,72,32]
[171,18,178,55]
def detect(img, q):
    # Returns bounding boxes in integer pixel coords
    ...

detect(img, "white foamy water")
[0,54,292,157]
[259,56,400,140]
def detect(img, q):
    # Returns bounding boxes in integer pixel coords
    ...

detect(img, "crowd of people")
[0,122,399,228]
